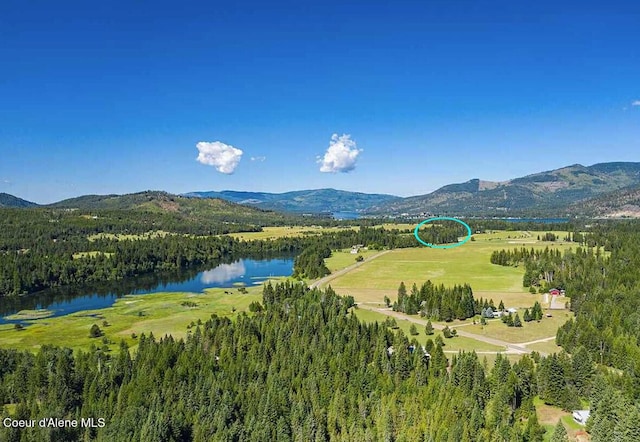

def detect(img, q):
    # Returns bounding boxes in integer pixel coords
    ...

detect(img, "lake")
[0,257,294,325]
[332,211,360,220]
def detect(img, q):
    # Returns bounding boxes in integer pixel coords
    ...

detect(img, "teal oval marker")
[413,217,472,249]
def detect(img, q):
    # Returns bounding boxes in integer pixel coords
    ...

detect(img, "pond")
[0,257,294,325]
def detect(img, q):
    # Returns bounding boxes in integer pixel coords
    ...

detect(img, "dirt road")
[356,304,551,356]
[310,249,553,356]
[310,250,391,289]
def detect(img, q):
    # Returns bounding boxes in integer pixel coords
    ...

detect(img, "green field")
[460,311,572,344]
[527,340,564,355]
[324,248,380,272]
[4,309,54,320]
[227,225,358,241]
[353,308,505,353]
[0,286,264,353]
[323,232,574,309]
[534,397,585,441]
[323,232,576,354]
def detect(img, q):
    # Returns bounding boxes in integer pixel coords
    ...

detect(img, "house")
[507,307,517,314]
[572,410,590,425]
[492,311,504,318]
[549,288,561,296]
[351,244,364,254]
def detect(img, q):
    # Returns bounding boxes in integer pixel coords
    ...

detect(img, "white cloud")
[250,156,266,162]
[196,141,243,174]
[201,261,246,284]
[632,100,640,106]
[318,134,362,173]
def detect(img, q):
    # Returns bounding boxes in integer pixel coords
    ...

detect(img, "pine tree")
[396,281,407,312]
[613,404,640,442]
[524,413,545,442]
[550,420,568,442]
[409,324,418,335]
[505,313,514,327]
[571,346,594,396]
[89,324,103,338]
[532,301,543,321]
[425,320,434,335]
[443,326,452,338]
[514,313,522,327]
[523,308,532,322]
[499,300,505,311]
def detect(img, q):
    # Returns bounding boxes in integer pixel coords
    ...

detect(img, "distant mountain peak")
[0,193,38,208]
[368,161,640,216]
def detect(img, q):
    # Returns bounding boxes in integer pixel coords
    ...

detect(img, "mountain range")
[367,162,640,217]
[182,189,401,213]
[2,162,640,217]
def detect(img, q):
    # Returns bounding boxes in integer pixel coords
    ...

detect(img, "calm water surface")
[0,257,293,324]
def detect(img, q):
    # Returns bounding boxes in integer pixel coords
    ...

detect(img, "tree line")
[392,280,476,321]
[1,282,637,440]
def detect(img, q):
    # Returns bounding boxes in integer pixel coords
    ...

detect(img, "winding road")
[311,249,554,356]
[356,304,551,355]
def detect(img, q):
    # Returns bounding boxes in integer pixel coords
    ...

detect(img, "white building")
[572,410,590,425]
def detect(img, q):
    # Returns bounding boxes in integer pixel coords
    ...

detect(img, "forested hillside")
[490,221,640,390]
[369,162,640,216]
[1,282,638,441]
[0,193,37,208]
[47,191,296,225]
[183,188,401,213]
[0,207,414,297]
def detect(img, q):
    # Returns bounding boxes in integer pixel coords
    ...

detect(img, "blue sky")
[1,0,639,204]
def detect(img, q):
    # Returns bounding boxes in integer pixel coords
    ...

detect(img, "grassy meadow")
[353,308,505,353]
[0,286,264,353]
[323,231,574,308]
[461,312,571,343]
[534,397,586,441]
[227,225,358,241]
[0,227,577,357]
[324,248,381,272]
[330,230,576,353]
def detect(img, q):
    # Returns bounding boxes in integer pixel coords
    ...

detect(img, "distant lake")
[333,211,360,220]
[498,218,570,224]
[0,257,294,325]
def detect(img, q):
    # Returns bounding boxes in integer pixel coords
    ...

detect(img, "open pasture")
[324,248,381,272]
[455,310,572,344]
[325,232,575,308]
[353,308,505,353]
[0,286,263,353]
[228,225,358,241]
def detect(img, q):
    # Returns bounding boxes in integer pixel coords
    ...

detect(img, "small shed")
[572,410,591,425]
